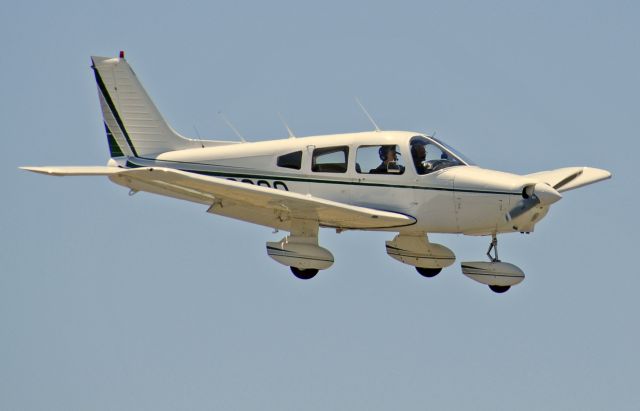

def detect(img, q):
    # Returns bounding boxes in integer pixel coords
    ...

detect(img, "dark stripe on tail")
[92,64,139,157]
[104,122,125,157]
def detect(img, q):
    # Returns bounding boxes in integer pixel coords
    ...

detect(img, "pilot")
[371,145,404,174]
[411,142,428,174]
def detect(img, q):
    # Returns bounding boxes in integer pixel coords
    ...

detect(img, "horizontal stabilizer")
[526,167,611,192]
[20,166,123,176]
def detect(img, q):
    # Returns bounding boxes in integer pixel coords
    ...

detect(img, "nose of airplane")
[507,183,562,222]
[532,183,562,205]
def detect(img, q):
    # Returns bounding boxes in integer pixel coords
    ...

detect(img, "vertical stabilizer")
[91,54,204,158]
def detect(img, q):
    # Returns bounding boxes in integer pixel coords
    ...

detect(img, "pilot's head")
[411,142,426,161]
[379,145,398,162]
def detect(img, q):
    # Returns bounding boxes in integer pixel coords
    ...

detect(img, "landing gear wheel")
[416,267,442,278]
[489,285,511,293]
[290,267,319,280]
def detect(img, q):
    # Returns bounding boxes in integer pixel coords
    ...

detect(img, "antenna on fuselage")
[218,111,247,143]
[192,125,205,148]
[355,97,381,132]
[278,112,296,139]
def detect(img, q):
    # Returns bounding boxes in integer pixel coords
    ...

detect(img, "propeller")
[506,183,562,222]
[552,169,583,191]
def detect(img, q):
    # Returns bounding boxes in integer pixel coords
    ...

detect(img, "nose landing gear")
[461,234,525,293]
[486,235,499,262]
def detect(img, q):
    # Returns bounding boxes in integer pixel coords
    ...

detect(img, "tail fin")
[92,54,225,158]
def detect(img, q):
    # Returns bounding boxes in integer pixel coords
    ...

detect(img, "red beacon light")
[119,50,125,59]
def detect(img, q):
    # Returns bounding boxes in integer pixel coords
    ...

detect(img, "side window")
[311,146,349,173]
[356,145,405,175]
[277,151,302,170]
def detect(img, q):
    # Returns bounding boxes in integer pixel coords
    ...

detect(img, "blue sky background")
[2,1,638,409]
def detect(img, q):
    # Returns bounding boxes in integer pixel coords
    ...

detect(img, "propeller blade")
[553,169,583,190]
[506,183,562,222]
[506,197,540,221]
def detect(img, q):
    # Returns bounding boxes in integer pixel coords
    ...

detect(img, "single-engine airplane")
[22,52,611,293]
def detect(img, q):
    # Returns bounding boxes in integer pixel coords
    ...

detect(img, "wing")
[21,166,416,231]
[526,167,611,192]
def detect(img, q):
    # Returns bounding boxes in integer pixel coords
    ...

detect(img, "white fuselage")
[117,130,544,236]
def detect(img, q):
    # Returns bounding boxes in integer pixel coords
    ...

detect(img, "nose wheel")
[461,234,525,293]
[486,234,510,293]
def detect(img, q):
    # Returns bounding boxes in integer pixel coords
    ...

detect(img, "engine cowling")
[507,183,562,222]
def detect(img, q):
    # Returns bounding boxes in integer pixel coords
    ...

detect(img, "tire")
[489,285,511,293]
[415,267,442,278]
[290,267,319,280]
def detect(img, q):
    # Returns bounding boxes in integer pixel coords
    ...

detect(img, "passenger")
[371,145,404,174]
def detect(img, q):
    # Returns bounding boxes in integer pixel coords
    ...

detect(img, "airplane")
[21,52,612,293]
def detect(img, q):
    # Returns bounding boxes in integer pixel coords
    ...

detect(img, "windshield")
[428,135,475,166]
[410,136,473,175]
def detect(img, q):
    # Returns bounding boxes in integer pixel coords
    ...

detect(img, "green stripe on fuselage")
[124,159,520,196]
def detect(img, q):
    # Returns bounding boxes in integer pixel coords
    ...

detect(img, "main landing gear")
[460,234,526,294]
[290,267,319,280]
[266,230,333,281]
[385,234,455,279]
[489,285,511,293]
[415,267,442,278]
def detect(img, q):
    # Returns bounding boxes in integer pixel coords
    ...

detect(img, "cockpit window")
[356,145,405,175]
[410,136,467,175]
[428,136,475,166]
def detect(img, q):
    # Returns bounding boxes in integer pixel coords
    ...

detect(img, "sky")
[2,0,638,409]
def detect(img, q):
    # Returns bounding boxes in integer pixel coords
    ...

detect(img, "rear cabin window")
[277,151,302,170]
[311,146,349,173]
